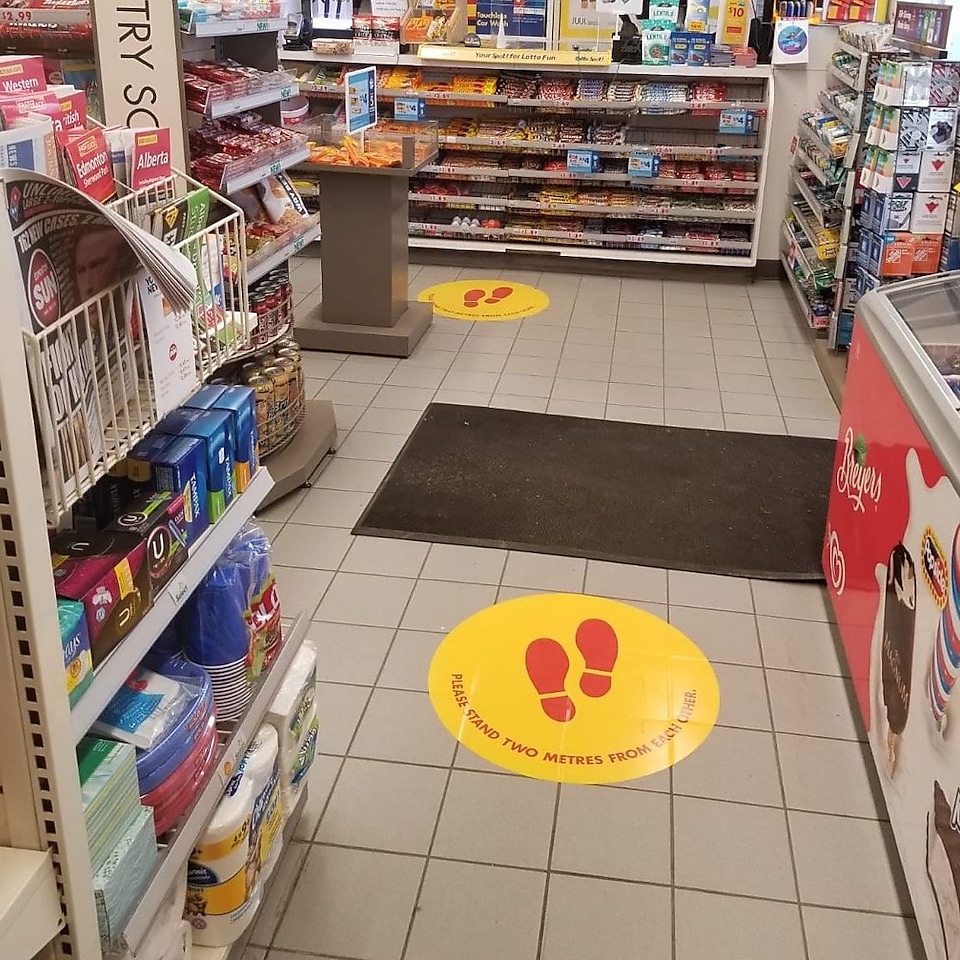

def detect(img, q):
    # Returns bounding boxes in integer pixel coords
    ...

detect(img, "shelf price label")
[345,65,378,136]
[566,149,599,173]
[628,152,659,177]
[394,97,425,121]
[268,161,282,175]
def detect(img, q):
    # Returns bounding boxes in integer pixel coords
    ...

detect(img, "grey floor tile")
[333,357,399,384]
[290,489,371,528]
[721,391,781,416]
[674,795,795,900]
[803,906,925,960]
[341,536,430,578]
[317,379,381,407]
[758,616,847,675]
[751,580,835,621]
[405,860,545,960]
[294,753,342,841]
[542,874,672,960]
[372,384,435,410]
[275,845,424,959]
[668,605,761,666]
[313,572,416,628]
[505,354,561,377]
[317,758,447,854]
[547,398,606,418]
[789,810,910,913]
[401,579,499,632]
[672,725,782,806]
[664,386,722,412]
[724,413,786,434]
[668,571,754,613]
[675,889,805,960]
[307,621,395,685]
[785,417,839,438]
[454,742,520,775]
[349,688,456,766]
[432,769,557,868]
[490,393,550,413]
[329,403,365,432]
[606,382,663,407]
[377,629,440,691]
[354,406,425,435]
[337,430,408,462]
[311,457,390,494]
[605,404,665,424]
[609,363,663,386]
[274,566,334,620]
[257,489,306,524]
[502,551,586,592]
[496,372,554,397]
[716,354,769,376]
[665,367,718,390]
[777,733,884,819]
[665,408,725,429]
[713,663,772,730]
[420,543,507,584]
[550,378,608,402]
[552,785,671,883]
[386,365,446,390]
[316,681,370,756]
[250,840,309,946]
[767,670,863,740]
[584,559,668,603]
[270,523,354,570]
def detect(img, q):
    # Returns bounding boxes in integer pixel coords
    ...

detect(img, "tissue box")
[52,530,151,666]
[59,598,92,706]
[107,491,188,595]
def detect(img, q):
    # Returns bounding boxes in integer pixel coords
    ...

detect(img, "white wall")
[759,25,839,262]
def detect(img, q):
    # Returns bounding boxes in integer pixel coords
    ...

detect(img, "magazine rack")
[8,169,254,526]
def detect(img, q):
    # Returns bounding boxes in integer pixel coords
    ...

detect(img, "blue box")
[566,149,600,173]
[149,435,210,545]
[670,32,692,64]
[158,408,235,522]
[628,151,660,177]
[126,432,176,487]
[210,386,258,493]
[58,598,92,707]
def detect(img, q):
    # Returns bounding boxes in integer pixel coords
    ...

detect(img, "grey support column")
[295,164,433,356]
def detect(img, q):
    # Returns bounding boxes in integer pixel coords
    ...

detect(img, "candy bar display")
[190,114,308,192]
[183,60,297,116]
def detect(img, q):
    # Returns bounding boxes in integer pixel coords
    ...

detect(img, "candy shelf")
[68,468,274,742]
[247,217,321,284]
[120,611,307,953]
[218,142,311,193]
[284,54,773,267]
[191,78,299,120]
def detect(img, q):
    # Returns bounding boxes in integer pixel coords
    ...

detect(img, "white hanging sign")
[91,0,188,169]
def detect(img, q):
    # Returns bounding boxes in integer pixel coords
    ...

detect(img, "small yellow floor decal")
[429,593,720,783]
[417,280,549,321]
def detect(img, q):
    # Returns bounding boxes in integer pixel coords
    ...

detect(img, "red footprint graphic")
[463,288,485,308]
[525,638,576,722]
[485,285,513,304]
[576,619,618,698]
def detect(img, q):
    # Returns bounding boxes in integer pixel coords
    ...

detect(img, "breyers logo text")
[836,427,882,513]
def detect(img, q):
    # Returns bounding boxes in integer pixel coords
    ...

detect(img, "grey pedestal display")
[295,160,434,357]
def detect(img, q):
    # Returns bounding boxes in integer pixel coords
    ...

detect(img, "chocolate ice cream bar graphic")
[928,780,960,959]
[882,543,916,770]
[930,526,960,734]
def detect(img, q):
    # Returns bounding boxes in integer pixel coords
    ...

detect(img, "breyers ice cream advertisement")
[825,325,960,960]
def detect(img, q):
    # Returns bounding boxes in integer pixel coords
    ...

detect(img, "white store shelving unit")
[284,53,774,268]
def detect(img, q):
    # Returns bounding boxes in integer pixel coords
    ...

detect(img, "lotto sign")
[720,0,748,44]
[344,66,377,135]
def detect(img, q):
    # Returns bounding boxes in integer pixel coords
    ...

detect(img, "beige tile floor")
[244,260,924,960]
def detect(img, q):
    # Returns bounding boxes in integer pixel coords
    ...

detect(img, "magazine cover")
[0,168,196,505]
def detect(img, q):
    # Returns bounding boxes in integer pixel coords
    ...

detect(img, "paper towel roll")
[241,724,283,884]
[188,774,253,887]
[187,879,260,948]
[266,644,316,758]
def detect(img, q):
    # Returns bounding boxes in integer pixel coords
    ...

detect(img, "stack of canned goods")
[248,266,294,350]
[236,338,304,457]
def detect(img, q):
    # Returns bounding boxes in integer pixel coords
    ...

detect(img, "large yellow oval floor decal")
[417,279,549,321]
[428,593,720,783]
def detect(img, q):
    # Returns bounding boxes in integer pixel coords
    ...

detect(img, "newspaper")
[0,168,198,506]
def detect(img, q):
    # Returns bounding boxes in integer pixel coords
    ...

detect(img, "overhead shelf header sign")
[419,44,612,65]
[91,0,188,169]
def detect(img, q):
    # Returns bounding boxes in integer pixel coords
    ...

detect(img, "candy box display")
[106,491,188,596]
[51,530,151,666]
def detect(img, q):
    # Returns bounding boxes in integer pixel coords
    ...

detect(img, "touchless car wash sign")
[428,594,720,783]
[824,327,960,960]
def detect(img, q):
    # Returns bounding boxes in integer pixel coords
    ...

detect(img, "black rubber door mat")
[355,403,836,581]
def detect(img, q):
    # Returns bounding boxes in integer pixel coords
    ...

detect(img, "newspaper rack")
[9,168,253,525]
[110,170,254,382]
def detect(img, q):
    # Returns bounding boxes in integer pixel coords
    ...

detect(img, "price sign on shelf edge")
[345,65,378,136]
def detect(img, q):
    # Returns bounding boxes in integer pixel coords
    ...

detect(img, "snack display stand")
[293,123,438,356]
[823,274,960,960]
